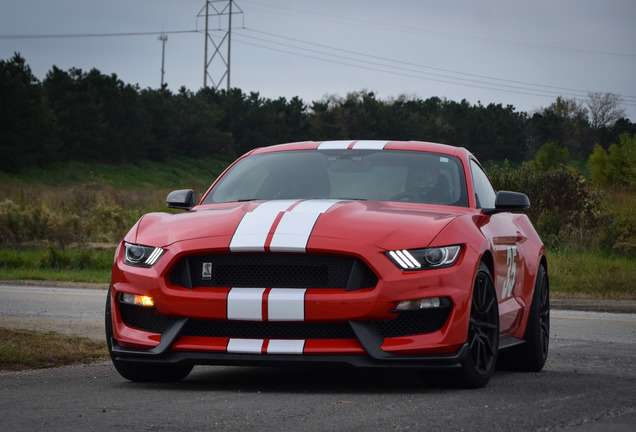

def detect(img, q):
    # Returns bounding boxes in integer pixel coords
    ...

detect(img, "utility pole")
[199,0,243,91]
[158,33,168,88]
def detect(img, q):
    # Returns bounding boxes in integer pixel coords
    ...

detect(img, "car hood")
[130,199,468,251]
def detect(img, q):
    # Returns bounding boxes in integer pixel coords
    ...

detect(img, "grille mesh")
[170,253,378,290]
[183,320,356,340]
[373,308,451,338]
[119,304,450,339]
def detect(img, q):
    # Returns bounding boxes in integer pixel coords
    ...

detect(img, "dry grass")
[0,327,109,371]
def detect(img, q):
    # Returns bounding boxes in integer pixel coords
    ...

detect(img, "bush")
[534,141,569,170]
[488,161,603,250]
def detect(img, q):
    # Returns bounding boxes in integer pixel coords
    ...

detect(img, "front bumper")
[109,237,479,366]
[110,316,470,368]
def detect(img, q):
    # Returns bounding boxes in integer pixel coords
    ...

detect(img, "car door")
[470,159,527,335]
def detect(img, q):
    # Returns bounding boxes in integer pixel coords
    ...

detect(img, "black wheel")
[105,288,193,382]
[422,262,499,388]
[497,264,549,372]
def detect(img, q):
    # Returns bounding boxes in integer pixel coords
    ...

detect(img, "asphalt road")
[1,284,635,431]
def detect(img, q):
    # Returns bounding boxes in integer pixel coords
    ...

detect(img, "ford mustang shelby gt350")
[106,140,549,388]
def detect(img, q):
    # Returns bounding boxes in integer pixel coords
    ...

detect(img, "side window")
[470,159,497,209]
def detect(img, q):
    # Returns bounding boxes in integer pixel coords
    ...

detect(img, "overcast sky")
[2,0,635,122]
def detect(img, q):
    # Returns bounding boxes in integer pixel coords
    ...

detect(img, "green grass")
[0,247,114,283]
[0,156,231,191]
[547,250,636,299]
[0,327,109,371]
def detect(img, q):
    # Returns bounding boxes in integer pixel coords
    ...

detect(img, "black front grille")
[119,304,451,340]
[119,303,178,334]
[170,253,378,291]
[373,308,451,338]
[183,320,356,340]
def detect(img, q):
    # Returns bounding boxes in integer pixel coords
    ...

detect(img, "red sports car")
[106,140,549,388]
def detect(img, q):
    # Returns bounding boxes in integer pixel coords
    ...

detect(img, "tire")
[105,288,193,382]
[498,264,549,372]
[422,262,499,388]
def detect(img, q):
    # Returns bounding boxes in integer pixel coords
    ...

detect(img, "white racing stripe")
[226,338,306,354]
[268,288,306,321]
[229,200,298,252]
[229,199,341,253]
[270,200,342,252]
[266,339,305,354]
[226,288,306,321]
[227,287,266,321]
[227,338,264,354]
[352,140,389,149]
[317,140,355,149]
[317,140,389,150]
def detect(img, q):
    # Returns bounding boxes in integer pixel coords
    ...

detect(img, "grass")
[0,156,230,191]
[0,327,109,371]
[0,246,114,283]
[547,250,636,299]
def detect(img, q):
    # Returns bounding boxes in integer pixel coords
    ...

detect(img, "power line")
[2,25,634,106]
[233,29,636,104]
[0,30,199,39]
[240,0,636,59]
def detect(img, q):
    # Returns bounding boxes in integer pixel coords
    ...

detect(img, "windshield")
[203,150,468,206]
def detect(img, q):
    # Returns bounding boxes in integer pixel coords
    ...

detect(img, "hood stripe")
[229,200,299,252]
[230,199,342,253]
[270,199,342,252]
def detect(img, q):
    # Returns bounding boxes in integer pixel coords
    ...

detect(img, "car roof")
[247,140,472,159]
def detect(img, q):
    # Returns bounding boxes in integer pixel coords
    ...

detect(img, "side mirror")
[166,189,196,210]
[483,191,530,214]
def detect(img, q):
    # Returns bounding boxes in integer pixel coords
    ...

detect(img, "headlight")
[386,245,461,270]
[124,242,164,267]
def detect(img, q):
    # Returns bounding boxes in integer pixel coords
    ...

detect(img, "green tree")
[534,141,569,170]
[588,134,636,188]
[0,53,57,172]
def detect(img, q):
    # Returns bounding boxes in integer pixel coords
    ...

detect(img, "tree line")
[1,53,634,173]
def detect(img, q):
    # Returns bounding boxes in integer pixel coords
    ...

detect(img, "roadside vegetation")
[0,141,634,298]
[0,327,108,371]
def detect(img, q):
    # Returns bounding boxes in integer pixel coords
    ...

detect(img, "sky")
[2,0,635,121]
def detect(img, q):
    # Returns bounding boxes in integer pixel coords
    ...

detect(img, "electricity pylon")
[158,33,168,88]
[198,0,243,90]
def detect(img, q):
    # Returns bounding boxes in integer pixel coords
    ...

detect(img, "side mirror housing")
[166,189,196,210]
[483,191,530,214]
